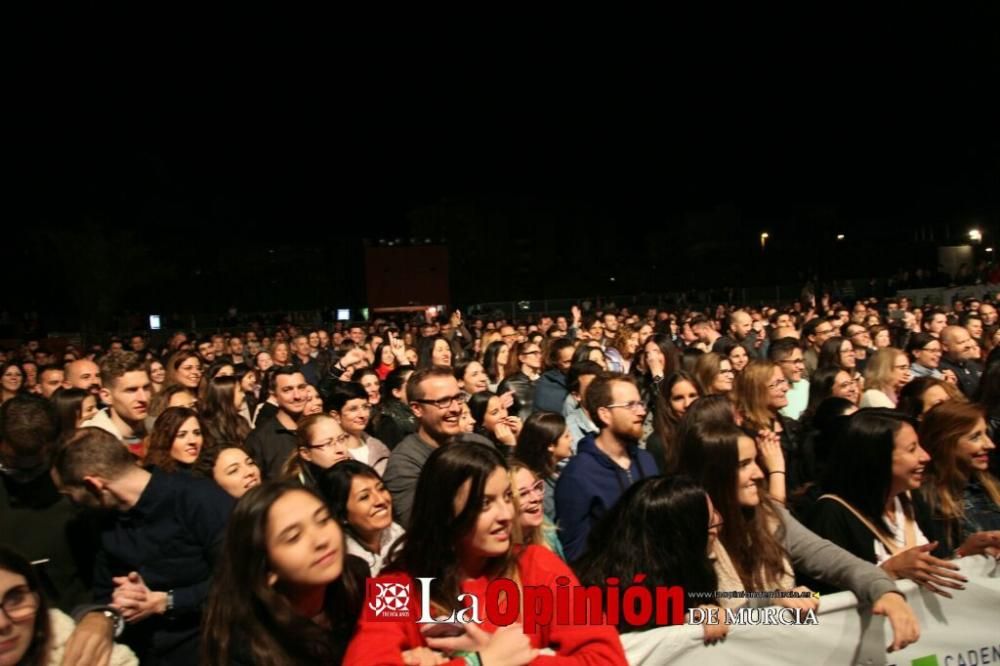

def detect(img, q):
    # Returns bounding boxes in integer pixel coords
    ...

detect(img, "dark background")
[7,6,1000,334]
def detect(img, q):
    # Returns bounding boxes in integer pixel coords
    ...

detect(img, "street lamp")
[969,229,982,243]
[760,232,769,251]
[836,234,845,241]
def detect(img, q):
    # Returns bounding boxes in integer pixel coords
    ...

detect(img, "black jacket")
[0,466,99,613]
[371,398,418,449]
[245,414,299,480]
[95,468,234,665]
[497,371,538,421]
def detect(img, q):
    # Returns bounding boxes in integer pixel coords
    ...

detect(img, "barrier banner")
[621,555,999,666]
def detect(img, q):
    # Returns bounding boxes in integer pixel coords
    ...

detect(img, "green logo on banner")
[911,656,939,666]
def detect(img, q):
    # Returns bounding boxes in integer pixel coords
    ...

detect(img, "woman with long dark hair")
[344,442,627,664]
[201,482,368,665]
[647,371,702,475]
[416,335,453,369]
[818,336,860,379]
[575,476,726,649]
[802,366,860,423]
[199,376,252,447]
[467,390,522,453]
[51,387,99,434]
[677,419,920,652]
[316,460,405,577]
[144,407,205,472]
[808,409,975,596]
[370,366,417,448]
[481,341,509,392]
[514,411,573,521]
[0,546,137,666]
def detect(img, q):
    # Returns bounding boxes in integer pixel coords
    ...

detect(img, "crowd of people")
[2,292,1000,665]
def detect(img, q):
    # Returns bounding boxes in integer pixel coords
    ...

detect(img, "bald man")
[721,309,762,360]
[938,325,983,398]
[63,359,102,397]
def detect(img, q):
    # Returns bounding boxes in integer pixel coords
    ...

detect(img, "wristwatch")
[102,608,125,638]
[165,590,175,614]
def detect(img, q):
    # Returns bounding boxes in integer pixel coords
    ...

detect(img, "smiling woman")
[201,482,368,665]
[344,442,628,665]
[317,460,405,576]
[917,401,1000,557]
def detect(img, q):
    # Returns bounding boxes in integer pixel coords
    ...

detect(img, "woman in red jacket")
[344,441,627,666]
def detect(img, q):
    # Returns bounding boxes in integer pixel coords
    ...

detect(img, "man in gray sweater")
[383,366,465,527]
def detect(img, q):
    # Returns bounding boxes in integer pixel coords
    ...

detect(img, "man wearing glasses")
[842,323,875,373]
[555,373,657,562]
[769,338,810,420]
[802,318,836,379]
[497,342,544,421]
[383,367,467,526]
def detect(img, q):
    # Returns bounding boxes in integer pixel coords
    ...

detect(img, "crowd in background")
[2,290,1000,665]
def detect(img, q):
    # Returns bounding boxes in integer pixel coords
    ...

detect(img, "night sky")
[8,7,999,334]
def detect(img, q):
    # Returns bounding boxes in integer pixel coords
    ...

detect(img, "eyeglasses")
[815,328,834,336]
[767,378,789,390]
[304,433,351,450]
[517,480,545,501]
[836,380,858,390]
[893,364,911,371]
[779,358,805,366]
[606,400,646,413]
[1,585,39,623]
[920,346,942,353]
[413,393,468,410]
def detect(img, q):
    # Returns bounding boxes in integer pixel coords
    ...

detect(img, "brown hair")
[145,407,202,473]
[678,421,789,590]
[694,352,729,397]
[918,400,1000,549]
[735,361,780,432]
[583,372,634,430]
[405,366,456,404]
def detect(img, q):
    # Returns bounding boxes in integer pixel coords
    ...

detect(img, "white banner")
[621,556,1000,666]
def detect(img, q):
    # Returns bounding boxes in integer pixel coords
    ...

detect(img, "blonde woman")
[861,348,912,408]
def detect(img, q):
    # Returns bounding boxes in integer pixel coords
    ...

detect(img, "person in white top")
[860,348,912,408]
[325,382,391,476]
[316,460,405,576]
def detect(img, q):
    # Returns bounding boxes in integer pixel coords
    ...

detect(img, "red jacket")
[343,545,627,665]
